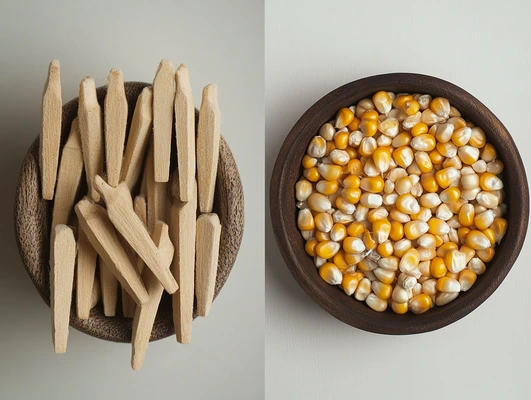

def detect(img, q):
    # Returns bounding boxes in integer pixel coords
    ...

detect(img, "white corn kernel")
[444,250,467,273]
[476,191,499,208]
[307,136,326,158]
[366,293,388,312]
[354,278,372,301]
[436,203,453,221]
[398,273,417,290]
[421,279,437,296]
[319,123,335,141]
[392,285,411,303]
[314,256,326,268]
[349,130,363,147]
[360,193,383,208]
[472,159,487,173]
[435,292,459,306]
[308,193,332,212]
[420,193,442,208]
[468,257,487,275]
[333,210,355,224]
[329,149,350,165]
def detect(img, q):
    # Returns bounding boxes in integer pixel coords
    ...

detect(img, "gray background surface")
[0,1,264,399]
[265,1,531,399]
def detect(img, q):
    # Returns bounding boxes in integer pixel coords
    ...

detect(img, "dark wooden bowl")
[270,73,529,334]
[14,82,244,342]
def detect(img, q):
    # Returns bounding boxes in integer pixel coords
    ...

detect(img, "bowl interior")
[15,82,244,342]
[271,73,529,334]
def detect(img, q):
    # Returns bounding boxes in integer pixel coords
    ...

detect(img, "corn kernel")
[347,117,361,132]
[343,237,365,254]
[392,301,409,314]
[335,108,354,129]
[315,230,330,242]
[393,146,414,168]
[347,159,363,176]
[319,262,343,285]
[363,230,377,250]
[436,276,460,293]
[465,230,491,250]
[360,176,385,193]
[459,269,477,291]
[298,209,315,231]
[421,172,439,193]
[373,267,396,284]
[334,131,349,149]
[481,143,497,162]
[341,188,362,204]
[354,278,372,301]
[435,167,459,189]
[372,91,392,114]
[409,294,432,314]
[342,272,363,295]
[390,221,404,241]
[476,247,495,263]
[314,212,333,233]
[430,257,447,278]
[303,167,320,182]
[316,180,338,196]
[377,241,394,258]
[430,97,450,118]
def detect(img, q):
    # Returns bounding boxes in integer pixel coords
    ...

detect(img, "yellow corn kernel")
[315,230,330,242]
[325,141,336,156]
[458,204,475,227]
[314,212,333,233]
[410,122,428,137]
[358,258,377,273]
[459,245,476,263]
[396,193,420,215]
[393,94,413,109]
[335,108,354,129]
[427,217,450,236]
[436,276,461,293]
[411,134,436,152]
[399,248,420,274]
[429,149,445,165]
[347,222,365,237]
[344,252,364,265]
[482,228,496,245]
[440,187,461,203]
[305,238,318,257]
[373,267,396,284]
[342,272,363,295]
[363,230,377,250]
[315,240,341,259]
[435,167,459,189]
[430,257,447,278]
[345,146,358,159]
[404,220,430,240]
[491,217,507,243]
[391,301,409,314]
[444,250,467,273]
[334,131,349,150]
[436,242,458,258]
[402,100,420,117]
[448,116,467,130]
[362,109,379,121]
[359,119,378,137]
[333,250,349,271]
[373,219,391,243]
[476,247,495,262]
[368,207,389,223]
[469,127,486,148]
[330,223,347,242]
[430,97,450,118]
[443,156,462,170]
[479,173,504,191]
[447,198,467,214]
[458,145,480,165]
[393,146,414,168]
[316,180,338,196]
[392,132,412,148]
[435,235,444,247]
[459,269,477,291]
[377,240,394,258]
[298,209,315,231]
[372,91,392,114]
[335,196,355,214]
[437,141,458,158]
[347,117,361,132]
[481,143,497,162]
[319,263,343,285]
[414,151,433,174]
[343,237,366,254]
[303,167,320,182]
[372,147,391,173]
[474,210,495,230]
[343,174,361,188]
[341,188,361,204]
[465,230,491,250]
[302,155,317,169]
[452,127,472,147]
[358,137,378,157]
[421,172,439,193]
[360,176,385,193]
[372,281,392,300]
[409,294,432,314]
[458,227,471,243]
[390,221,404,241]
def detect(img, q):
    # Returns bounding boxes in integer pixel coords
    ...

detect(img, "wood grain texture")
[145,145,167,232]
[197,84,221,213]
[195,213,222,317]
[175,64,195,202]
[119,233,140,318]
[78,77,104,202]
[15,82,244,343]
[75,198,149,305]
[40,60,62,200]
[99,256,118,317]
[270,73,530,335]
[120,86,153,192]
[152,60,175,183]
[76,226,98,319]
[50,224,76,353]
[51,117,83,230]
[131,221,174,370]
[104,69,128,187]
[134,195,147,275]
[170,176,197,343]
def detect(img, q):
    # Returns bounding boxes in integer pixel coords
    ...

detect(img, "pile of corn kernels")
[296,92,508,314]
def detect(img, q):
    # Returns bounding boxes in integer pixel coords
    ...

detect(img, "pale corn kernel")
[348,131,363,148]
[363,231,377,250]
[360,176,385,193]
[372,147,392,173]
[409,294,432,314]
[390,208,411,224]
[458,145,480,165]
[373,219,391,243]
[469,257,487,275]
[319,123,335,141]
[436,203,453,221]
[412,207,431,222]
[447,215,463,228]
[354,278,372,301]
[314,256,326,267]
[407,162,423,177]
[305,238,319,257]
[365,293,387,312]
[298,209,315,231]
[403,111,422,130]
[343,237,365,254]
[396,193,420,215]
[335,108,354,129]
[344,252,365,265]
[414,94,432,110]
[392,285,411,303]
[421,279,437,296]
[491,218,507,243]
[377,134,393,147]
[420,193,442,208]
[360,193,383,208]
[435,167,459,189]
[472,159,487,174]
[460,173,479,190]
[476,191,499,208]
[481,143,497,162]
[444,250,467,273]
[440,187,461,203]
[427,218,450,235]
[358,258,378,273]
[436,141,458,158]
[469,127,486,148]
[316,180,338,195]
[315,240,341,259]
[411,134,436,152]
[379,118,399,138]
[435,292,459,306]
[393,146,414,168]
[476,247,495,263]
[451,126,472,146]
[449,106,461,118]
[474,210,495,230]
[372,281,393,300]
[383,193,398,206]
[364,270,378,282]
[341,272,363,296]
[487,160,504,175]
[378,256,399,271]
[447,117,466,129]
[430,257,447,278]
[308,192,332,212]
[315,230,331,242]
[354,204,369,222]
[418,247,436,261]
[418,234,436,248]
[301,229,315,241]
[435,123,454,143]
[364,158,380,177]
[330,224,347,242]
[459,269,477,291]
[373,267,396,284]
[303,167,320,182]
[404,220,430,240]
[335,196,355,215]
[443,155,462,170]
[422,109,446,126]
[398,273,417,290]
[459,244,475,263]
[436,276,461,293]
[295,180,313,202]
[465,230,491,250]
[314,212,333,233]
[415,151,433,174]
[307,136,327,158]
[460,188,480,202]
[458,204,475,227]
[399,248,420,275]
[329,149,350,165]
[377,241,394,258]
[319,263,343,285]
[449,228,459,244]
[347,117,361,132]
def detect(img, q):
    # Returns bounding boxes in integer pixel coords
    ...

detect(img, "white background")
[0,1,264,399]
[266,1,531,399]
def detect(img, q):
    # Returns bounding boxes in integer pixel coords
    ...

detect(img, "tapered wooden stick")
[40,60,62,200]
[76,226,98,319]
[120,234,140,318]
[104,69,128,187]
[152,60,175,183]
[120,87,153,191]
[75,199,149,305]
[145,145,167,232]
[195,213,222,317]
[131,221,174,370]
[197,84,220,213]
[50,225,76,354]
[134,195,147,275]
[93,176,178,293]
[78,77,104,201]
[170,176,197,343]
[51,118,84,231]
[175,64,195,202]
[91,276,101,309]
[99,256,118,316]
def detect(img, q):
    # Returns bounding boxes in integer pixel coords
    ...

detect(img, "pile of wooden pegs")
[41,59,222,370]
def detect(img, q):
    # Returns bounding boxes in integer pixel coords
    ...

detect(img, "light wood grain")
[50,224,76,354]
[104,69,128,187]
[75,198,149,305]
[134,195,147,275]
[91,276,101,309]
[197,84,220,213]
[99,256,118,316]
[170,176,197,343]
[51,117,83,230]
[131,221,174,370]
[93,176,178,293]
[78,77,104,202]
[195,213,222,317]
[76,226,98,319]
[152,59,175,183]
[120,87,153,191]
[40,60,62,200]
[145,145,167,232]
[119,233,140,318]
[175,64,196,202]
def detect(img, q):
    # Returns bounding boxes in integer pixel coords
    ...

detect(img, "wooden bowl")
[14,82,244,342]
[270,73,529,334]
